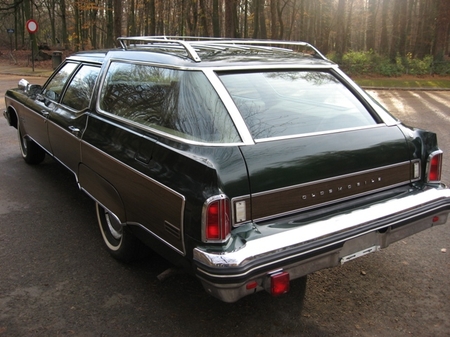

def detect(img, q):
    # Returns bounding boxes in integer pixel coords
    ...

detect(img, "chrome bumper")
[193,187,450,302]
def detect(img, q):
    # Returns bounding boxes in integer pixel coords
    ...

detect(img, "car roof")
[67,37,335,69]
[67,51,108,64]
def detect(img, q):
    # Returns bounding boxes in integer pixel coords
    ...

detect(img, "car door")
[21,62,80,154]
[47,64,101,175]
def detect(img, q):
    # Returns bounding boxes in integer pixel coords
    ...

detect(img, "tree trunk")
[74,1,80,51]
[379,0,390,55]
[225,0,239,38]
[212,0,220,37]
[59,0,68,49]
[335,0,347,60]
[366,0,378,51]
[90,1,98,49]
[270,0,277,39]
[199,0,209,36]
[149,0,156,35]
[105,0,114,48]
[398,0,408,57]
[433,0,450,60]
[113,0,122,46]
[414,0,435,58]
[128,0,136,36]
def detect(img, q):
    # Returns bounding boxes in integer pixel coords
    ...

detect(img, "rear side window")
[219,71,377,140]
[98,62,241,143]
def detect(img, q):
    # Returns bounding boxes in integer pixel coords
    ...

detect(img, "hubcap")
[18,130,28,156]
[105,211,122,240]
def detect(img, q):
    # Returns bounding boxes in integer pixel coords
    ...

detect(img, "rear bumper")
[193,187,450,302]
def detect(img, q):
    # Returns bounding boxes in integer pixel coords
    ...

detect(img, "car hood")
[238,125,414,222]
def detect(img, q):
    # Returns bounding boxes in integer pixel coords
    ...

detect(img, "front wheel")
[96,202,146,262]
[18,128,45,165]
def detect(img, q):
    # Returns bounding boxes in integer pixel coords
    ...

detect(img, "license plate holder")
[341,245,380,265]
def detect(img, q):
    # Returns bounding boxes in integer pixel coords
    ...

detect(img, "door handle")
[68,126,81,136]
[41,110,50,117]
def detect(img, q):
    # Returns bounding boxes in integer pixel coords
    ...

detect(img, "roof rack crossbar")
[117,36,328,62]
[118,36,202,62]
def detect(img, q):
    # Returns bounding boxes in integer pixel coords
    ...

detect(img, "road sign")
[26,19,38,34]
[7,28,14,34]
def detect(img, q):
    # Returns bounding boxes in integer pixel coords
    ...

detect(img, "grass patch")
[352,76,450,89]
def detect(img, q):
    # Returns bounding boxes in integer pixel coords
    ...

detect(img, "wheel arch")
[78,163,126,223]
[5,105,18,129]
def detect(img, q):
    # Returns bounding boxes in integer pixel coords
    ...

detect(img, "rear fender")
[78,163,126,223]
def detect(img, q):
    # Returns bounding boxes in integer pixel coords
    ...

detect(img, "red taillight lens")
[204,196,231,242]
[427,151,443,182]
[271,272,290,296]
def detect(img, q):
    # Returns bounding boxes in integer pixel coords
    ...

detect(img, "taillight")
[203,195,231,242]
[264,270,290,296]
[270,272,290,296]
[426,150,443,183]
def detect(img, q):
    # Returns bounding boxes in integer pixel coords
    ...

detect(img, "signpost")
[6,28,16,64]
[26,19,39,72]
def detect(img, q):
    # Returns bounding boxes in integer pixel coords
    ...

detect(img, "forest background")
[1,0,450,77]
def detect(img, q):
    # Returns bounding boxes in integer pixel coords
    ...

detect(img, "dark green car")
[4,37,450,302]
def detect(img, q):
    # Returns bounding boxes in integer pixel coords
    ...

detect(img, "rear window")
[219,71,377,140]
[98,62,241,143]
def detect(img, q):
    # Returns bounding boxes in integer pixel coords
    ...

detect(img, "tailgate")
[239,125,414,223]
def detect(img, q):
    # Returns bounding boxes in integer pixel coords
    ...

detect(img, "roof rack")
[117,36,328,63]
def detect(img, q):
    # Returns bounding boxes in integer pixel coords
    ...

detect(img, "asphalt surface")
[0,70,449,336]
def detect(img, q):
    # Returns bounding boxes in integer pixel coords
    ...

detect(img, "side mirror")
[18,79,29,91]
[18,79,42,96]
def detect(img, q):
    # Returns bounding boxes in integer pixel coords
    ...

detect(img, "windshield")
[219,71,377,140]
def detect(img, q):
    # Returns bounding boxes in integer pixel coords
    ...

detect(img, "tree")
[0,0,449,69]
[335,0,347,60]
[225,0,239,37]
[113,0,122,46]
[366,0,378,51]
[379,0,390,55]
[433,0,450,60]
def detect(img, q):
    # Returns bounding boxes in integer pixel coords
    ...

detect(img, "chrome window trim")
[253,124,387,143]
[334,68,399,126]
[203,69,254,145]
[206,64,338,72]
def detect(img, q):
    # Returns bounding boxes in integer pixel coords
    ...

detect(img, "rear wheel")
[96,202,145,262]
[18,128,45,165]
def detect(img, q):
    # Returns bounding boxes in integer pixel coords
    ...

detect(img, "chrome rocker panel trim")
[193,187,450,302]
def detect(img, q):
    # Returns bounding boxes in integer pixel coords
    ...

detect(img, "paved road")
[0,75,449,336]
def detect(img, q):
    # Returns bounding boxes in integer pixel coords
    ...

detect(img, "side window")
[61,65,100,111]
[43,62,78,102]
[99,62,241,143]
